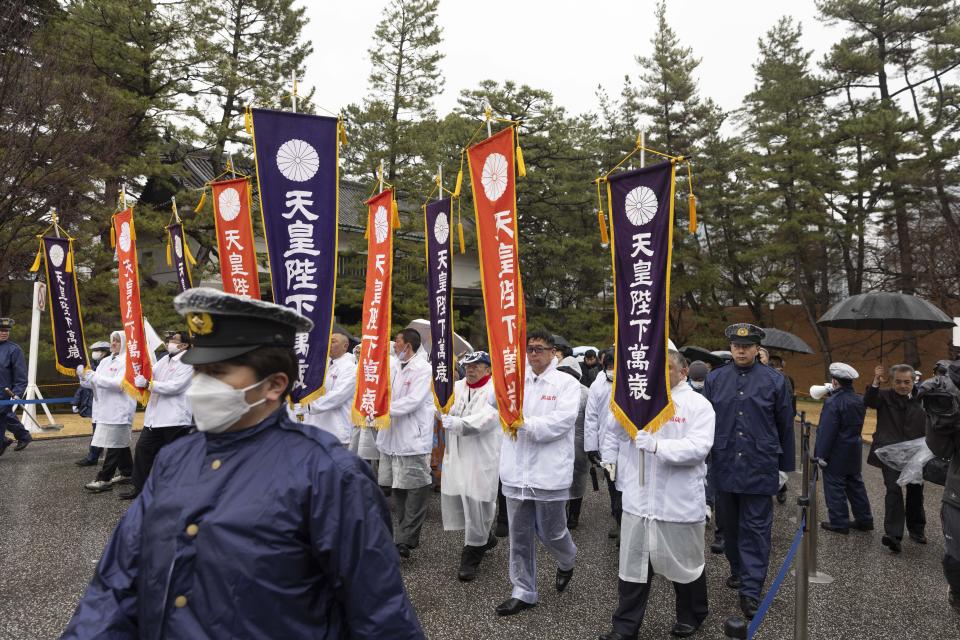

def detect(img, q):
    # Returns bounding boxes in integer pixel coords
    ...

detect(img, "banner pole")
[291,70,298,113]
[483,99,493,138]
[378,160,384,193]
[640,129,646,168]
[437,165,442,201]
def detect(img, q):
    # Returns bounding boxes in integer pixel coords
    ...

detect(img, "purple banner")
[166,223,193,293]
[607,160,675,437]
[41,237,89,377]
[251,108,339,404]
[425,198,454,411]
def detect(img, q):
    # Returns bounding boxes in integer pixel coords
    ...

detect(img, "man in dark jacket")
[814,363,873,534]
[864,363,927,553]
[0,317,32,454]
[920,360,960,612]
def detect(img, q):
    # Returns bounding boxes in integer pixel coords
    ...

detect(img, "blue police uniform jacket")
[63,407,425,640]
[813,385,866,476]
[704,361,796,495]
[72,386,93,418]
[0,340,27,414]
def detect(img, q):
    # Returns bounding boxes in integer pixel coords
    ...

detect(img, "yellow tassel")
[516,144,526,177]
[363,221,369,240]
[598,210,610,245]
[66,241,74,273]
[338,122,348,146]
[244,107,253,134]
[166,238,173,266]
[392,199,400,229]
[184,238,198,265]
[688,194,697,233]
[29,243,43,272]
[194,190,207,213]
[457,221,466,254]
[453,168,463,198]
[109,223,116,248]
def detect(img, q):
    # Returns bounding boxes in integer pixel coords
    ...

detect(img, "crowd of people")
[1,291,958,638]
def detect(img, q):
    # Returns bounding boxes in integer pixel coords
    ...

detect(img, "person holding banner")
[74,341,110,466]
[78,331,136,492]
[304,329,357,446]
[122,330,194,501]
[704,323,795,619]
[496,329,581,617]
[0,318,32,454]
[377,328,435,559]
[598,350,715,640]
[439,350,501,581]
[63,288,424,639]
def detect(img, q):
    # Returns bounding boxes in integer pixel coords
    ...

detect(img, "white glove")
[634,430,657,453]
[134,375,148,389]
[440,414,462,431]
[602,462,617,482]
[76,365,85,377]
[72,406,79,414]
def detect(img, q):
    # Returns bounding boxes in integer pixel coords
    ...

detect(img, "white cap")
[829,362,859,381]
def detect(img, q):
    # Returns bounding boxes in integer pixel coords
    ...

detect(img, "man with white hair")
[597,350,715,639]
[304,329,357,446]
[440,350,501,581]
[77,331,137,492]
[815,363,873,534]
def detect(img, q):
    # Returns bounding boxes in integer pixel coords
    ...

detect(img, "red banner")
[112,208,152,404]
[352,188,395,428]
[467,127,526,434]
[211,177,260,299]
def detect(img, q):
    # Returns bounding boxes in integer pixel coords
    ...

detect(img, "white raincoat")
[601,381,715,584]
[142,350,193,428]
[584,371,616,459]
[305,352,357,445]
[80,332,136,448]
[441,376,501,544]
[376,349,434,456]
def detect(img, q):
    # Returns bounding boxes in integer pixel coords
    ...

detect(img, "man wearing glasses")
[495,329,582,617]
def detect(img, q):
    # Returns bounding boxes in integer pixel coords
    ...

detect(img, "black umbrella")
[817,291,955,362]
[761,328,814,354]
[680,345,726,368]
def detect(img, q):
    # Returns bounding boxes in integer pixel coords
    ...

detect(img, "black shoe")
[739,596,759,619]
[820,522,849,534]
[396,543,411,558]
[481,532,499,552]
[556,567,574,592]
[458,544,488,582]
[75,458,98,467]
[851,520,874,531]
[118,489,139,501]
[608,520,620,539]
[882,535,902,554]
[725,575,741,590]
[670,621,701,637]
[710,538,725,554]
[494,520,509,538]
[598,632,632,640]
[909,532,927,544]
[776,486,788,504]
[567,514,580,530]
[14,437,32,451]
[496,597,535,616]
[0,438,12,456]
[950,590,960,612]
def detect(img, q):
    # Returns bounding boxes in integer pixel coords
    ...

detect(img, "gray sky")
[304,0,844,122]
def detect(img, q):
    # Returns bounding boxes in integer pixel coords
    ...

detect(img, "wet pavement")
[1,434,958,639]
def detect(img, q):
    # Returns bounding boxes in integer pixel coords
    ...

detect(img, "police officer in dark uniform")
[704,323,795,619]
[0,317,32,454]
[815,363,874,534]
[63,288,424,638]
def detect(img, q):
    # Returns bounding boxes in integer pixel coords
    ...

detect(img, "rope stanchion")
[0,397,74,406]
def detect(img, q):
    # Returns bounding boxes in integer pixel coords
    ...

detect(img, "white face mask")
[186,373,268,433]
[166,342,182,355]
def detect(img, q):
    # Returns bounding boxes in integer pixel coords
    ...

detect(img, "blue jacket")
[704,361,796,495]
[813,385,866,476]
[72,386,93,419]
[0,340,27,414]
[63,408,424,640]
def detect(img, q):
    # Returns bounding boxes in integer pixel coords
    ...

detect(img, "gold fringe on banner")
[194,189,207,213]
[29,242,43,272]
[65,240,74,273]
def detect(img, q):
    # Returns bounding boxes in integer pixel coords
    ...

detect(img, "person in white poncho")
[439,350,501,582]
[597,350,715,640]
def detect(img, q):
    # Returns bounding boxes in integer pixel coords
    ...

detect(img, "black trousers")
[942,502,960,595]
[605,470,622,524]
[611,566,708,637]
[880,465,925,539]
[132,426,191,492]
[497,481,508,526]
[96,447,132,482]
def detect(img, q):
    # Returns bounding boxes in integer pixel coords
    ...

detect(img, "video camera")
[917,360,960,420]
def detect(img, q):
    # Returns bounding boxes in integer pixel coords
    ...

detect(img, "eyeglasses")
[526,345,550,354]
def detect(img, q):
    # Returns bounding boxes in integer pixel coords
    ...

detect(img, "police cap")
[0,318,14,331]
[724,323,765,346]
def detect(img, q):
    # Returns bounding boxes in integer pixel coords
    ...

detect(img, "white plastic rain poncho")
[80,331,136,448]
[440,375,501,545]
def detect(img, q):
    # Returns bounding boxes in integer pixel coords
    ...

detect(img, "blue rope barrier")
[0,397,75,406]
[746,512,807,638]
